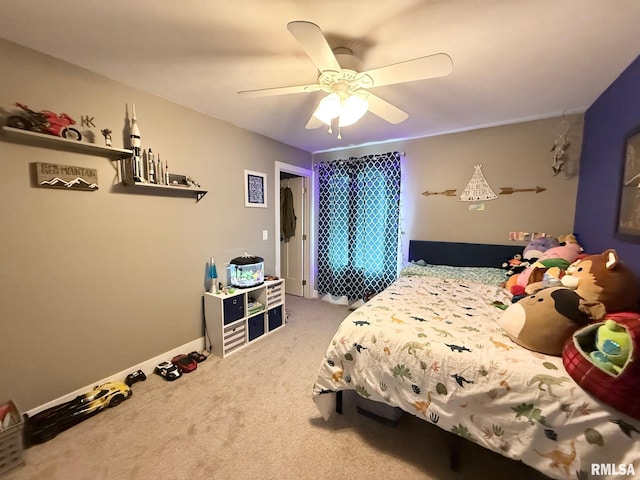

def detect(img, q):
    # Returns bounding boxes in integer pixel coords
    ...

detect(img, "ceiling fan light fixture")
[314,92,368,129]
[338,94,368,127]
[313,92,341,125]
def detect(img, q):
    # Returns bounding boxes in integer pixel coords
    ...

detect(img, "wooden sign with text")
[35,162,98,191]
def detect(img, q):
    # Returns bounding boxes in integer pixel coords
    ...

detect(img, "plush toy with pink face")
[515,242,583,290]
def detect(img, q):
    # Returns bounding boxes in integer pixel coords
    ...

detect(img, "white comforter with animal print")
[312,274,640,479]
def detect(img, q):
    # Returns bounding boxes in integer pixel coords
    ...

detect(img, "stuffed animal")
[522,237,559,263]
[501,253,529,277]
[512,241,583,295]
[561,249,640,313]
[498,287,605,356]
[524,266,564,295]
[563,312,640,420]
[558,233,579,245]
[589,319,631,374]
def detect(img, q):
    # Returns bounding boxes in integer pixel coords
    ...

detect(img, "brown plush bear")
[498,287,605,356]
[561,249,640,313]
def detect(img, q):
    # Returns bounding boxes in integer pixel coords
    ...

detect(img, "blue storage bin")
[223,296,244,325]
[248,315,265,341]
[268,306,283,331]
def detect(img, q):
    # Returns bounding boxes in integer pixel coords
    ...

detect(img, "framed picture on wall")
[244,170,267,208]
[616,127,640,241]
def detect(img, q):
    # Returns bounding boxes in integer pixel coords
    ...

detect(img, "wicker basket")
[563,312,640,420]
[0,400,24,475]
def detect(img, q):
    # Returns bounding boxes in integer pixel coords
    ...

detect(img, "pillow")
[401,262,507,285]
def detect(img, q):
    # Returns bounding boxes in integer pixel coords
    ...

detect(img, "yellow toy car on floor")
[24,381,132,444]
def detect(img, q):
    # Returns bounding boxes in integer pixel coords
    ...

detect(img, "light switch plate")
[262,230,268,240]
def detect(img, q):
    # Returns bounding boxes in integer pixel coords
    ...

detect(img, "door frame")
[274,161,314,298]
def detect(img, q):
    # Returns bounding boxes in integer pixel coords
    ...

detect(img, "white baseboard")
[25,337,206,417]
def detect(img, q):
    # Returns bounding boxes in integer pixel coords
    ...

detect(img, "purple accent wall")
[574,54,640,279]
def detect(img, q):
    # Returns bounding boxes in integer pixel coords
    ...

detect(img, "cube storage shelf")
[204,279,285,357]
[0,400,24,475]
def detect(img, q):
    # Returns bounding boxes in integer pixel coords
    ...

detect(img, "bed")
[312,240,640,480]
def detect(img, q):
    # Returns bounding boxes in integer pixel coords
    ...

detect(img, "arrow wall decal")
[499,186,546,195]
[422,189,457,197]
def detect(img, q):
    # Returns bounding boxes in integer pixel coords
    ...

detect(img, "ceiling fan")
[238,21,453,137]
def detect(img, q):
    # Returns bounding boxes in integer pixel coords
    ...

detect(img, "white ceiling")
[1,0,640,153]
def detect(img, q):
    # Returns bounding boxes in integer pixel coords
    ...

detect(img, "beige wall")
[0,35,583,411]
[0,39,311,411]
[313,115,583,264]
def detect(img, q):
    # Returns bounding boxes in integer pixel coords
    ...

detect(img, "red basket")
[562,312,640,420]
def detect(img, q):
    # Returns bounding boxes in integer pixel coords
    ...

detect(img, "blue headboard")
[408,240,523,268]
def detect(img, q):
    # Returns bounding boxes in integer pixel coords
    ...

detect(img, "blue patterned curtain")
[317,151,401,300]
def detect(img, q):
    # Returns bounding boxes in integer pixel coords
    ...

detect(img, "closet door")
[280,176,304,296]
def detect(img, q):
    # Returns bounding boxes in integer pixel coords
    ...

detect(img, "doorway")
[274,162,313,298]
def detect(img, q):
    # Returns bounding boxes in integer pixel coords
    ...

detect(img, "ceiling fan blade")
[287,21,341,73]
[238,84,321,98]
[364,53,453,88]
[364,92,409,124]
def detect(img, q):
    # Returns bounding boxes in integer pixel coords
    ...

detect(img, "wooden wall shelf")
[4,125,206,202]
[1,126,132,159]
[121,179,208,203]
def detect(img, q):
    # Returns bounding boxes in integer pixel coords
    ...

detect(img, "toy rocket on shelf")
[147,148,156,184]
[129,103,145,183]
[156,153,164,185]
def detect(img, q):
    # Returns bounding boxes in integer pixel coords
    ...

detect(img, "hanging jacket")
[281,186,296,241]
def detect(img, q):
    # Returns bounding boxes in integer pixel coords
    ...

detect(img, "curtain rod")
[314,151,406,168]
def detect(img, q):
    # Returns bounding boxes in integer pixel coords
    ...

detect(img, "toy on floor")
[125,369,147,387]
[24,381,132,444]
[188,351,207,362]
[172,354,198,373]
[155,361,182,381]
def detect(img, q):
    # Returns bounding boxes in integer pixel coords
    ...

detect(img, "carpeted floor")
[2,295,549,480]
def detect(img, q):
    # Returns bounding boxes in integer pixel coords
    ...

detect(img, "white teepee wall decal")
[459,164,497,201]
